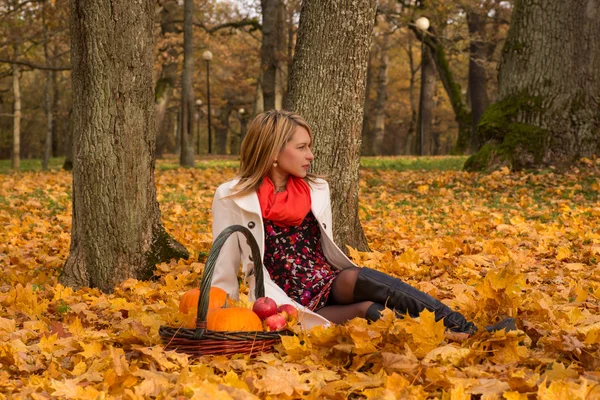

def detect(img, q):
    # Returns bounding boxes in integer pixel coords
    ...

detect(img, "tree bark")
[11,44,20,171]
[155,0,179,158]
[61,0,189,292]
[42,1,54,170]
[285,0,376,252]
[466,0,600,171]
[261,0,285,110]
[417,40,436,156]
[179,0,195,167]
[467,9,490,153]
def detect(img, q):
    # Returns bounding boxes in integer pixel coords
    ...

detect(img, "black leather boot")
[365,301,516,334]
[354,267,477,333]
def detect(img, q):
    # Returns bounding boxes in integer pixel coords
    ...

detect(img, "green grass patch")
[361,156,468,171]
[1,155,470,174]
[0,157,66,173]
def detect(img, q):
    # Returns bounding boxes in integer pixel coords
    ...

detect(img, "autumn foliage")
[1,158,600,398]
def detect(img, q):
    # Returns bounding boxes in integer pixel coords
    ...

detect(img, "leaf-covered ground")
[2,157,600,399]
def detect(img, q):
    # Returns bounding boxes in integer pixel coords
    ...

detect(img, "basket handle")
[196,225,265,327]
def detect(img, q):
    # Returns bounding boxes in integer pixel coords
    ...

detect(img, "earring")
[273,160,278,168]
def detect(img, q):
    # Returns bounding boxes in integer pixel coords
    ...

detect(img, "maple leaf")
[422,344,470,367]
[252,366,310,397]
[396,309,445,358]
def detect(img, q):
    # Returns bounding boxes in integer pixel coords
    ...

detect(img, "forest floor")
[1,156,600,399]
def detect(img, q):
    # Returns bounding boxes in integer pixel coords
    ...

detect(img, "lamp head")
[202,50,213,61]
[415,17,430,31]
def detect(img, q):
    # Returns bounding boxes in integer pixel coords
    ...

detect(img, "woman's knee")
[336,266,360,287]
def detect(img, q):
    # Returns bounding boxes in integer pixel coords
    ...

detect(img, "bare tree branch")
[165,17,262,33]
[0,57,70,70]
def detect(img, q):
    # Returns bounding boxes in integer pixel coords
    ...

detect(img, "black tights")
[316,267,374,324]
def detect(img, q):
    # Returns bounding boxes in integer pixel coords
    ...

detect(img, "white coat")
[210,177,359,329]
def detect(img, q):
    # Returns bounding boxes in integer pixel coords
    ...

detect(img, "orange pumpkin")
[179,287,228,314]
[206,307,263,332]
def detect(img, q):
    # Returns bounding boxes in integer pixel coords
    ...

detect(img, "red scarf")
[257,176,311,227]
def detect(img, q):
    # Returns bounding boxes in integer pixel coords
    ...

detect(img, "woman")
[210,110,514,334]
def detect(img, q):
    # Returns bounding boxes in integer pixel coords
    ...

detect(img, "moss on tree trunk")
[464,93,549,170]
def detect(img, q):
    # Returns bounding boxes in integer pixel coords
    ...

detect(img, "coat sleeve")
[210,186,243,300]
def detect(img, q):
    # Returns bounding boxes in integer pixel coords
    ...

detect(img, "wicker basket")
[159,225,294,357]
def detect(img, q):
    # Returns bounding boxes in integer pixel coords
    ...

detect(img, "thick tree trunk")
[42,2,53,170]
[261,0,285,110]
[467,9,489,153]
[285,0,376,252]
[466,0,600,171]
[417,41,436,156]
[179,0,195,167]
[155,0,179,158]
[372,32,389,156]
[11,45,20,171]
[61,0,189,292]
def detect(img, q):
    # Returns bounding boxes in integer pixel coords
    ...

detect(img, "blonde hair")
[231,110,318,197]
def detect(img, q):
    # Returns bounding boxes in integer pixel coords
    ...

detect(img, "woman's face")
[276,126,314,178]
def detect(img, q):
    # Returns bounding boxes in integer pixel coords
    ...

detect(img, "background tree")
[260,0,286,110]
[179,0,195,166]
[417,41,436,155]
[61,0,188,292]
[286,0,377,252]
[465,0,600,170]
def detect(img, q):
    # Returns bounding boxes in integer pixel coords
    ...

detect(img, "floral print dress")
[263,211,340,311]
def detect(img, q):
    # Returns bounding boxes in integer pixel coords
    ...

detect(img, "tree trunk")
[467,9,489,153]
[155,0,179,158]
[215,106,232,155]
[372,32,389,156]
[254,78,264,114]
[466,0,600,171]
[61,0,189,292]
[361,51,374,156]
[51,69,61,156]
[11,44,20,171]
[417,40,436,156]
[42,1,54,170]
[275,0,286,110]
[179,0,195,167]
[405,35,418,155]
[413,26,472,154]
[285,0,376,252]
[261,0,285,111]
[62,107,73,171]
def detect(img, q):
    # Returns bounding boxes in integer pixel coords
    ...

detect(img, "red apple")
[264,313,287,331]
[252,297,278,320]
[276,304,299,323]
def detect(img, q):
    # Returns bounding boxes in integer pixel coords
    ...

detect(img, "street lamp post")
[202,50,213,154]
[238,108,247,142]
[415,17,430,157]
[195,99,202,155]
